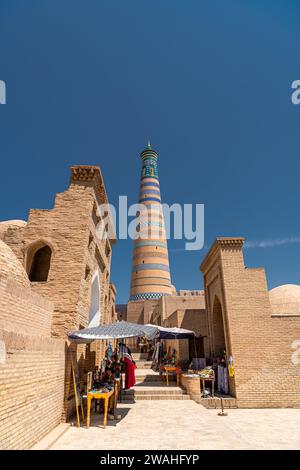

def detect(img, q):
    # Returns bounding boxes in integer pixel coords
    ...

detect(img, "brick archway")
[212,295,226,357]
[200,238,245,398]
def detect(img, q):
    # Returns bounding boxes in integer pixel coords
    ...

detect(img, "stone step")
[122,380,190,402]
[135,374,162,381]
[132,352,148,361]
[130,348,140,353]
[135,369,162,382]
[134,362,152,369]
[126,390,186,396]
[122,394,191,401]
[125,385,186,396]
[136,377,162,383]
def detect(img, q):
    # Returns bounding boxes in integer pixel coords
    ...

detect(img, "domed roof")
[0,239,30,288]
[269,284,300,315]
[0,219,27,240]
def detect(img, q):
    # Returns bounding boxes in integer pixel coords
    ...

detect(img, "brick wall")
[163,307,209,365]
[0,330,65,450]
[3,166,115,420]
[0,236,68,449]
[162,292,205,321]
[127,300,145,324]
[0,276,52,337]
[201,238,300,408]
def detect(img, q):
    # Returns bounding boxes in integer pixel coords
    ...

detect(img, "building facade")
[0,165,116,449]
[200,237,300,408]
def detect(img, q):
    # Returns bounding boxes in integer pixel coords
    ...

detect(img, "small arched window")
[29,245,52,282]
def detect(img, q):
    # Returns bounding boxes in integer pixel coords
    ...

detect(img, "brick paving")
[33,401,300,450]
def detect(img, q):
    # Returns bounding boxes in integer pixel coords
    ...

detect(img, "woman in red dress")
[123,352,137,390]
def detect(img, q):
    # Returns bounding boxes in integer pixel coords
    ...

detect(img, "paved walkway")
[33,401,300,450]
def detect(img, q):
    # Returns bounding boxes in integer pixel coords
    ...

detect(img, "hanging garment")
[155,342,161,362]
[156,341,164,364]
[152,342,159,363]
[123,354,137,390]
[106,341,113,360]
[217,365,229,394]
[119,342,128,356]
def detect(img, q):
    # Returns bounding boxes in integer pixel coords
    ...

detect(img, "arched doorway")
[88,271,101,327]
[212,296,226,356]
[28,244,52,282]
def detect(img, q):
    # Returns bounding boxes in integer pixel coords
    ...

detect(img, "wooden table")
[200,377,215,397]
[86,389,115,429]
[164,366,180,386]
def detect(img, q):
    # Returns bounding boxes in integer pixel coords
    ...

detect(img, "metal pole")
[218,397,228,416]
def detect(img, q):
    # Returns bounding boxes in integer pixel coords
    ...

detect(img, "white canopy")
[68,321,159,343]
[68,321,196,343]
[145,324,196,339]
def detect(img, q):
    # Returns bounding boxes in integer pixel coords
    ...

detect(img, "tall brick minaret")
[129,142,173,301]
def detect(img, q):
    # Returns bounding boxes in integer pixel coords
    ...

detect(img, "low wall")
[0,330,65,450]
[181,374,201,403]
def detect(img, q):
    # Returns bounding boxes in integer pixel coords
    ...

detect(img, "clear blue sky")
[0,0,300,303]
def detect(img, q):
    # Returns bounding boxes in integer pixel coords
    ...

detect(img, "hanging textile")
[123,352,137,390]
[106,341,113,360]
[217,365,229,394]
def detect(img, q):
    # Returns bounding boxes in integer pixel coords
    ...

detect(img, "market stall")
[68,321,161,428]
[68,321,198,426]
[144,324,197,384]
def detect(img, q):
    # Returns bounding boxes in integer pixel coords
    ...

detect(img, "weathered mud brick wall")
[0,165,116,448]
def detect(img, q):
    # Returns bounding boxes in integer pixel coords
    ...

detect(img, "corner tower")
[129,142,173,301]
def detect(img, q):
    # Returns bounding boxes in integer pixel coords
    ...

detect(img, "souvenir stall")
[145,324,197,385]
[182,349,234,400]
[68,321,159,428]
[68,321,201,427]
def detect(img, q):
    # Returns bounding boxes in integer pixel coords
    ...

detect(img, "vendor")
[147,342,154,361]
[111,354,121,379]
[102,367,115,384]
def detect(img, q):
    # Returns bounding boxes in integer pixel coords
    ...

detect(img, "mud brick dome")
[0,239,30,288]
[129,142,173,301]
[269,284,300,315]
[0,219,27,240]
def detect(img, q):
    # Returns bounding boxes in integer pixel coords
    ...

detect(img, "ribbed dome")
[0,239,29,287]
[0,219,27,240]
[269,284,300,315]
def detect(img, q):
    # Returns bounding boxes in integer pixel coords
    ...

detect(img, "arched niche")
[88,270,101,327]
[212,295,226,356]
[27,241,52,282]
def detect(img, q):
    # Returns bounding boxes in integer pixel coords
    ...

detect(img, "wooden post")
[86,394,92,428]
[103,396,109,429]
[71,353,81,428]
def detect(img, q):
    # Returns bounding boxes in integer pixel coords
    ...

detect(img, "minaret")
[129,142,173,301]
